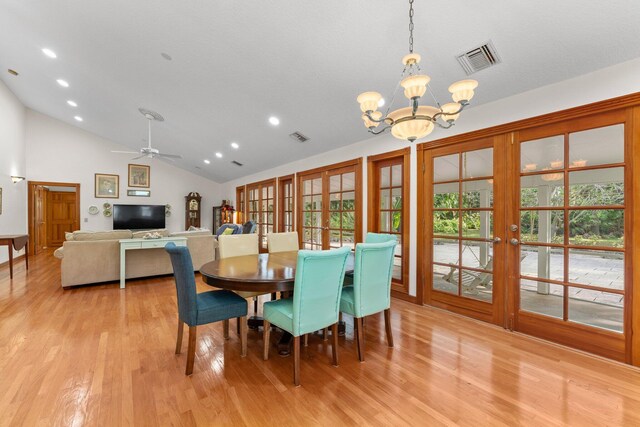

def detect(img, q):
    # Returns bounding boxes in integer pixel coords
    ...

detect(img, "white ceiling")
[1,0,640,183]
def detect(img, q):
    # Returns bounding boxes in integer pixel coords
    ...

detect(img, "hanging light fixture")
[356,0,479,142]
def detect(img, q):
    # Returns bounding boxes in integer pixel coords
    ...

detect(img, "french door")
[421,108,632,362]
[297,159,362,250]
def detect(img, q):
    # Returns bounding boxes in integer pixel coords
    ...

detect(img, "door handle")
[509,238,519,246]
[493,237,501,243]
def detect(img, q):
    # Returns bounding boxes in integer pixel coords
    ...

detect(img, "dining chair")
[165,243,248,375]
[262,246,350,386]
[266,231,299,253]
[218,233,265,318]
[365,232,397,244]
[340,238,397,362]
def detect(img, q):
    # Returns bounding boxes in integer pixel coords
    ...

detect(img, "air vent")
[456,41,501,75]
[231,160,243,166]
[289,131,310,143]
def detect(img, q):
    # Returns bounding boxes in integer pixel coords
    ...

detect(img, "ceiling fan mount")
[111,108,181,160]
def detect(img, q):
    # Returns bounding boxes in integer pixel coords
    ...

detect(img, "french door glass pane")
[462,148,493,178]
[568,288,623,332]
[461,269,493,302]
[460,240,493,271]
[391,164,402,186]
[520,210,564,244]
[520,135,564,172]
[433,183,459,208]
[433,211,458,236]
[568,249,624,290]
[520,245,564,282]
[381,166,391,187]
[462,180,493,208]
[433,154,459,182]
[342,172,355,191]
[520,279,563,318]
[520,175,564,207]
[568,167,624,206]
[569,124,624,168]
[568,209,623,247]
[433,264,458,295]
[433,238,458,265]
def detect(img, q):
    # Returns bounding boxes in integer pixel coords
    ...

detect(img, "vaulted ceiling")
[2,0,639,182]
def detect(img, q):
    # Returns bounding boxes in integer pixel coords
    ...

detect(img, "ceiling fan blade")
[158,153,182,159]
[112,150,140,154]
[131,154,147,160]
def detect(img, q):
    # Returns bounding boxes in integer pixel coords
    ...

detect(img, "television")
[113,204,166,230]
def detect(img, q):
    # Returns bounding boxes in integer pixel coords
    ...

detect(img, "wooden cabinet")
[185,192,201,229]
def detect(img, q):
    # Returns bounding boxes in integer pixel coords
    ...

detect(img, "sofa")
[54,229,217,288]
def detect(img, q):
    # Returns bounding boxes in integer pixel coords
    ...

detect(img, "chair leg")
[322,327,329,341]
[384,308,394,348]
[186,326,197,375]
[175,320,184,354]
[254,297,258,314]
[223,319,230,340]
[271,292,277,300]
[303,333,309,347]
[237,317,241,335]
[355,317,365,362]
[263,320,271,360]
[293,335,300,386]
[239,316,247,357]
[331,322,339,366]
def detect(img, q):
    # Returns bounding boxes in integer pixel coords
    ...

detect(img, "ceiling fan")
[112,108,182,160]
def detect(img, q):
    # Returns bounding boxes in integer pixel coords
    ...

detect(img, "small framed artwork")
[127,189,150,197]
[128,164,150,188]
[95,173,119,198]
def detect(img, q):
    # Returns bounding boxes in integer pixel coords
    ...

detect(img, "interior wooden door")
[509,110,630,361]
[424,136,507,325]
[47,191,77,247]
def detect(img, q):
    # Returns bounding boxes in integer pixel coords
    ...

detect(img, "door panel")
[47,191,77,247]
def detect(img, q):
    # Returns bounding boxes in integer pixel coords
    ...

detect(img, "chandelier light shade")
[356,0,479,142]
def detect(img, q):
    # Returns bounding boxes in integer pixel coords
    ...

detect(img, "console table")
[118,237,187,289]
[0,235,29,279]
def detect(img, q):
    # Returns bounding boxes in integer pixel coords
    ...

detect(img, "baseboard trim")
[0,254,25,270]
[391,290,419,304]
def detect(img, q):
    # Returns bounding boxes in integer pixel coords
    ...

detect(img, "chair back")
[292,247,350,336]
[267,231,299,253]
[218,233,259,259]
[352,239,397,317]
[365,232,397,244]
[164,243,198,325]
[242,220,257,234]
[216,223,242,237]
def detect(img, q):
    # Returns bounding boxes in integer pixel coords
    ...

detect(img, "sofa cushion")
[65,232,74,241]
[132,228,169,238]
[53,247,64,259]
[170,229,212,237]
[72,230,133,241]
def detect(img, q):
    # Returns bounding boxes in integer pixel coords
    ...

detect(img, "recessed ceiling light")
[215,152,223,158]
[161,52,172,61]
[204,159,211,164]
[7,69,18,76]
[230,142,239,149]
[268,116,280,126]
[378,98,385,107]
[74,116,83,122]
[56,79,69,88]
[67,100,77,107]
[42,48,57,59]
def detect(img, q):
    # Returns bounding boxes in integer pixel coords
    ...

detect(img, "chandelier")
[357,0,479,142]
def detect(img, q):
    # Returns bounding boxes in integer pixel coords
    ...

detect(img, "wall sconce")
[11,176,25,184]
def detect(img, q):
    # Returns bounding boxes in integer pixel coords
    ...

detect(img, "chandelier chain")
[408,0,414,53]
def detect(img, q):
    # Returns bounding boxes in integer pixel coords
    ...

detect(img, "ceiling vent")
[231,160,243,166]
[289,131,310,143]
[456,41,501,75]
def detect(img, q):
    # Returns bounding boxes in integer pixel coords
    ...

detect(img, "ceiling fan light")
[449,79,478,103]
[357,91,382,113]
[440,102,461,122]
[362,111,383,128]
[401,74,431,99]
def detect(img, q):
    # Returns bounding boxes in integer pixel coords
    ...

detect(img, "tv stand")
[118,237,187,288]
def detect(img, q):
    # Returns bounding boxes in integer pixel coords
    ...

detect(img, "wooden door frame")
[277,174,295,232]
[28,181,80,255]
[245,178,276,252]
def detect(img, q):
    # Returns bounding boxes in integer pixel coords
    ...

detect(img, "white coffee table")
[118,237,187,288]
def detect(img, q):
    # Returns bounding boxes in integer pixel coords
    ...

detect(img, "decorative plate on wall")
[88,205,99,215]
[104,209,112,217]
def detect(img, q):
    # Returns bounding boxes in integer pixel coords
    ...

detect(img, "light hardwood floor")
[1,250,640,426]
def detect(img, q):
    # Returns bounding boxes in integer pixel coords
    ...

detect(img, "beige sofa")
[54,229,217,288]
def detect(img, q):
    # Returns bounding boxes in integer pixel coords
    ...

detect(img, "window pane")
[329,175,340,193]
[520,210,564,244]
[462,179,493,208]
[433,154,459,182]
[380,166,391,187]
[461,269,493,302]
[342,231,355,249]
[433,264,458,295]
[568,210,624,247]
[391,164,402,186]
[520,174,564,207]
[390,211,401,233]
[341,212,355,230]
[462,147,493,179]
[380,211,390,232]
[460,240,493,271]
[461,211,492,238]
[312,195,322,210]
[380,189,391,209]
[520,279,563,319]
[568,249,624,290]
[569,124,624,168]
[303,180,311,195]
[329,193,341,211]
[433,238,458,265]
[302,196,312,211]
[520,245,564,282]
[342,172,355,191]
[391,187,402,209]
[568,288,623,332]
[433,211,458,237]
[521,135,564,173]
[342,192,355,210]
[569,167,624,206]
[330,211,340,229]
[434,182,459,208]
[312,178,322,194]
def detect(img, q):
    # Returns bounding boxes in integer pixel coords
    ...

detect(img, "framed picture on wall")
[128,164,150,188]
[95,173,119,198]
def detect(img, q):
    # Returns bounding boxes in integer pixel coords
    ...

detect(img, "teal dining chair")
[340,238,397,361]
[262,246,350,386]
[165,243,248,375]
[365,232,397,244]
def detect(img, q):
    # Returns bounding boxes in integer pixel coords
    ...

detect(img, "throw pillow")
[222,228,235,235]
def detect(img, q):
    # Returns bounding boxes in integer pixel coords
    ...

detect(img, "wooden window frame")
[367,148,411,299]
[277,174,295,232]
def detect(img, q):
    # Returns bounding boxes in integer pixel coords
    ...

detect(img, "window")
[236,185,245,224]
[246,179,275,251]
[278,175,294,232]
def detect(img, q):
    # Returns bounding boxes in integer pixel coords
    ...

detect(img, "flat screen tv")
[113,204,166,230]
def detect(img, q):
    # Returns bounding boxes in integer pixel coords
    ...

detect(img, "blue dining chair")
[340,238,397,361]
[364,232,397,244]
[262,246,350,386]
[165,243,248,375]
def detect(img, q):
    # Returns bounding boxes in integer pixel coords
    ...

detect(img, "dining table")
[199,250,355,355]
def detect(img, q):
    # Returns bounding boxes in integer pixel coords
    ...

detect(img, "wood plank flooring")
[1,250,640,426]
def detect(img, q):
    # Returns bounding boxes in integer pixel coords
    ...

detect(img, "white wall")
[25,110,221,232]
[0,80,27,264]
[220,56,640,297]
